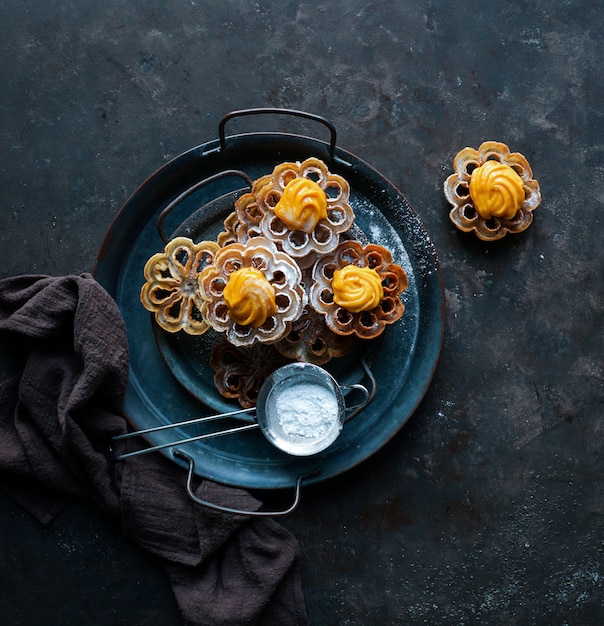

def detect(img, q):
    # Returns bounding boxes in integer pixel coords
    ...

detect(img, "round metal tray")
[94,110,445,490]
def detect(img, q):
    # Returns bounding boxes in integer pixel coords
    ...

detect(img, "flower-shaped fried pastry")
[444,141,541,241]
[217,174,271,247]
[199,237,307,346]
[210,340,290,408]
[309,240,408,340]
[140,236,219,335]
[256,157,355,267]
[274,306,355,365]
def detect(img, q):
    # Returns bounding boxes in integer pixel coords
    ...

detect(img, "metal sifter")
[112,361,374,461]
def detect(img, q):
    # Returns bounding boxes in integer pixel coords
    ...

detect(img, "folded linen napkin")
[0,274,308,626]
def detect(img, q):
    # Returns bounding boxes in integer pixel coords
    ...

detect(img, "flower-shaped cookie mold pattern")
[309,240,408,340]
[274,306,355,365]
[140,236,219,335]
[210,340,290,408]
[444,141,541,241]
[199,237,307,346]
[217,174,271,247]
[256,157,355,266]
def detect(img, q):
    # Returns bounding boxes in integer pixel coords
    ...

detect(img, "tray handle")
[218,107,341,163]
[156,169,253,243]
[172,449,320,517]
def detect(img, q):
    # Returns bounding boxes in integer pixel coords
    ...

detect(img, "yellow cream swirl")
[223,267,277,328]
[469,160,525,220]
[274,177,328,233]
[332,265,384,313]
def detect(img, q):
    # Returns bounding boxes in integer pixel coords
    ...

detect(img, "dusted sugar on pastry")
[444,141,541,241]
[140,237,219,335]
[199,237,307,346]
[309,240,408,340]
[255,157,355,267]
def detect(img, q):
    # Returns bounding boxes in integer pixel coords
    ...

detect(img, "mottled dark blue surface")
[1,1,603,624]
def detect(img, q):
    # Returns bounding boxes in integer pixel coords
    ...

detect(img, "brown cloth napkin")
[0,274,308,626]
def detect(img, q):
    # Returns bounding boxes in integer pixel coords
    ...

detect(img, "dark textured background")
[1,1,602,624]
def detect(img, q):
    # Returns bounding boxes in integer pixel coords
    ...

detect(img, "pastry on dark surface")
[444,140,541,241]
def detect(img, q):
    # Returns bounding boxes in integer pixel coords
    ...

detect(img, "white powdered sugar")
[275,382,339,439]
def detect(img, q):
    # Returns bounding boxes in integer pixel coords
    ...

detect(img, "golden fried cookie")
[309,240,408,340]
[255,157,355,266]
[274,306,355,365]
[140,237,219,335]
[217,174,272,247]
[444,141,541,240]
[199,237,307,346]
[210,340,290,408]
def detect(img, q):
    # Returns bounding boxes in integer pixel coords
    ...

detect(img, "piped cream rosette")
[444,141,541,241]
[199,237,307,347]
